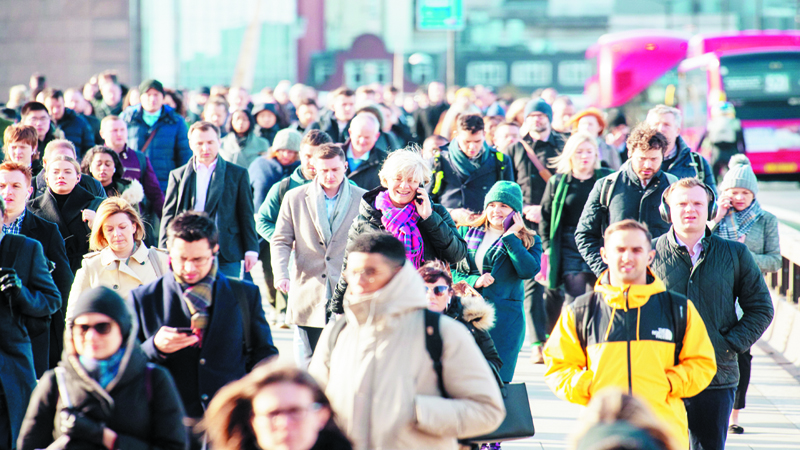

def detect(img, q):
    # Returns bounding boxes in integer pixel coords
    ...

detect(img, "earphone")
[659,181,718,223]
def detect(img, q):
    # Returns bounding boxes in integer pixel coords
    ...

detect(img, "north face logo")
[652,328,673,341]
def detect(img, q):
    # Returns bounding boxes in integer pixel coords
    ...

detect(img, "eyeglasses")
[255,403,322,425]
[73,322,113,336]
[424,285,450,296]
[171,255,214,267]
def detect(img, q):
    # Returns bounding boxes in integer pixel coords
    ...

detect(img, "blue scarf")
[717,199,764,241]
[464,226,508,274]
[448,139,490,178]
[79,346,125,389]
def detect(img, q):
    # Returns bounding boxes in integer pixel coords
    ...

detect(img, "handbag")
[465,368,535,444]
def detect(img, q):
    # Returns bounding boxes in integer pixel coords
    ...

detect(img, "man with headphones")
[650,177,773,450]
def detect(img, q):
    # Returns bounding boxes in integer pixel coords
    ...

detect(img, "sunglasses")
[424,285,450,296]
[73,322,113,336]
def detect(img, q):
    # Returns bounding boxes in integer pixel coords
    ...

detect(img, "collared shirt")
[346,144,370,171]
[2,208,25,235]
[193,158,217,212]
[675,232,704,266]
[323,184,343,222]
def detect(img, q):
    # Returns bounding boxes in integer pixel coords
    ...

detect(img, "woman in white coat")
[68,197,168,317]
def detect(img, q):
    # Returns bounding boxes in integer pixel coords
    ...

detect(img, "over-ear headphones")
[659,181,718,223]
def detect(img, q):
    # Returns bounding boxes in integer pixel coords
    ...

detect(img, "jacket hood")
[459,295,496,331]
[120,178,145,205]
[61,311,144,416]
[594,268,667,309]
[344,261,427,324]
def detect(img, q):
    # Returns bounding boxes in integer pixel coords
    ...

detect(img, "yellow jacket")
[67,243,169,318]
[543,271,716,449]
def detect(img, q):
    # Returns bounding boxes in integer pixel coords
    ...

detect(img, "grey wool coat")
[271,180,367,328]
[713,210,781,274]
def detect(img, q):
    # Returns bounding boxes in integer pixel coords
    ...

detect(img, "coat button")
[321,274,326,279]
[113,285,119,290]
[201,394,209,401]
[199,358,206,365]
[326,256,331,261]
[319,241,324,246]
[141,261,146,265]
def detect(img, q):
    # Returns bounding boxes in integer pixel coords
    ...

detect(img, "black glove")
[0,269,22,305]
[59,409,105,445]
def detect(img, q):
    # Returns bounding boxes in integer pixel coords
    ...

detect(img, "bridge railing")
[765,223,800,307]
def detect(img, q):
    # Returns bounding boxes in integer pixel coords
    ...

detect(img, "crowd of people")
[0,70,781,450]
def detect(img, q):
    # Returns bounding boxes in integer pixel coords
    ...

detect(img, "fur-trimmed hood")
[119,178,145,206]
[447,295,496,332]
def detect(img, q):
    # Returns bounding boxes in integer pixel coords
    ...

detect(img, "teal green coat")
[452,226,542,302]
[539,168,612,289]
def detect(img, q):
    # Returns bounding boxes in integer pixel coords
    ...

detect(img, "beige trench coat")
[309,262,506,450]
[271,181,366,327]
[67,243,169,318]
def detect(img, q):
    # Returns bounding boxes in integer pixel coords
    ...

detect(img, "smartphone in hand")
[503,212,516,231]
[174,327,194,335]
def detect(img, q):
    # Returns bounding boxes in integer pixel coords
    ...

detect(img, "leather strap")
[520,139,552,182]
[140,126,160,154]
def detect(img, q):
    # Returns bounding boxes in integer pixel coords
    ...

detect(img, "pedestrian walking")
[309,233,505,450]
[17,286,186,450]
[68,197,168,316]
[328,148,467,316]
[204,364,352,450]
[650,178,774,450]
[545,219,716,448]
[710,155,780,435]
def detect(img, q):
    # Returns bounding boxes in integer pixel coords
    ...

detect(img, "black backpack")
[327,309,448,397]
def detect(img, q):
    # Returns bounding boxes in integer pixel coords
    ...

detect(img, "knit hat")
[570,107,606,133]
[719,154,758,195]
[523,98,553,123]
[484,181,523,212]
[138,79,164,96]
[69,286,132,339]
[270,128,302,153]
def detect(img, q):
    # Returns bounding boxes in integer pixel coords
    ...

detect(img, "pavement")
[267,321,800,449]
[252,255,800,449]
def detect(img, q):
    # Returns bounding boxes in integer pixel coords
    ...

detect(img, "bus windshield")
[721,52,800,120]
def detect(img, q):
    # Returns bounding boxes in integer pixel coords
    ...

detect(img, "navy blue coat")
[0,234,61,447]
[427,143,515,212]
[55,108,96,157]
[131,272,279,418]
[19,210,74,374]
[663,137,717,193]
[121,105,191,192]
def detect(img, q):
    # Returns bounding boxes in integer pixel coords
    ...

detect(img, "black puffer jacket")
[575,161,673,276]
[18,326,186,450]
[329,187,467,314]
[444,296,503,376]
[650,229,774,389]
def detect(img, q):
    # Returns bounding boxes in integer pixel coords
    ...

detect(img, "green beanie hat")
[719,154,758,195]
[484,181,523,212]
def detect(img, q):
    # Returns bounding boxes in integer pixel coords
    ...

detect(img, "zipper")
[624,287,633,395]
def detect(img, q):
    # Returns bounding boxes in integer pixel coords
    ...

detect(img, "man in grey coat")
[272,143,366,366]
[650,177,773,450]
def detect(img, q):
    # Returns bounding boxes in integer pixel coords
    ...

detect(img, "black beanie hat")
[70,286,132,339]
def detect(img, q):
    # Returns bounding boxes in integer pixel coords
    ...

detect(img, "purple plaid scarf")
[375,190,425,268]
[464,226,508,274]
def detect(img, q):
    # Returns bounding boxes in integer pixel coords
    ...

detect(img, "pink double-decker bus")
[586,30,800,180]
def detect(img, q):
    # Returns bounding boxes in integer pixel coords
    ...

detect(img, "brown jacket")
[271,180,366,327]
